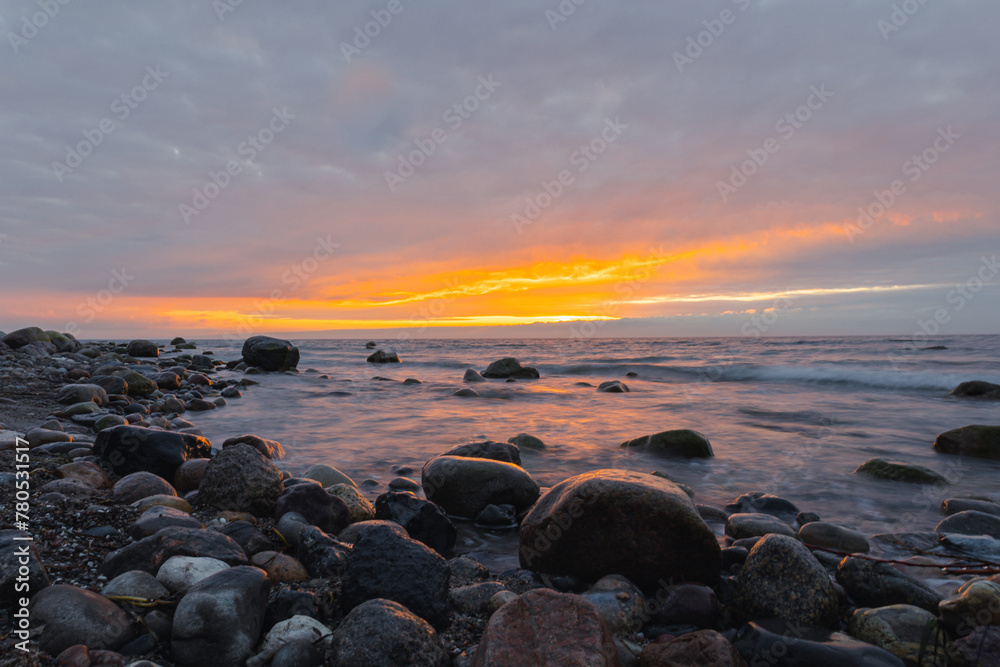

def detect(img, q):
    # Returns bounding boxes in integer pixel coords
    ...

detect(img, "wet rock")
[640,630,745,667]
[450,582,508,615]
[508,432,546,450]
[939,578,1000,633]
[367,349,400,363]
[119,371,157,397]
[296,526,350,578]
[949,380,1000,399]
[936,510,1000,539]
[452,388,478,397]
[580,574,647,633]
[473,588,619,666]
[173,458,210,494]
[799,521,870,553]
[620,429,713,458]
[128,505,202,539]
[171,566,270,667]
[101,571,170,600]
[150,372,181,390]
[327,483,376,523]
[481,357,540,379]
[475,503,516,527]
[126,340,158,358]
[92,375,128,395]
[725,492,800,523]
[848,604,947,666]
[263,590,319,633]
[57,383,109,406]
[197,444,284,516]
[156,555,230,593]
[726,513,796,540]
[934,425,1000,459]
[94,425,212,480]
[855,457,948,484]
[651,583,720,629]
[364,340,377,348]
[422,455,539,519]
[185,398,216,411]
[387,476,422,493]
[302,463,356,488]
[598,380,630,393]
[374,490,457,554]
[342,524,450,629]
[949,626,1000,667]
[732,620,904,667]
[330,598,449,667]
[737,534,838,627]
[441,440,522,465]
[448,555,491,586]
[113,472,176,504]
[221,434,285,460]
[242,336,300,371]
[943,497,1000,517]
[251,551,309,583]
[836,556,942,613]
[274,482,351,534]
[519,469,720,590]
[217,520,272,557]
[30,584,137,655]
[463,368,486,382]
[99,527,248,579]
[0,529,49,603]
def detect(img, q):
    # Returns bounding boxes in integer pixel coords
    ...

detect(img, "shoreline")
[1,327,999,666]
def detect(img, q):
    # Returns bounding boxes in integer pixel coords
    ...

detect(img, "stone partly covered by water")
[934,424,1000,459]
[241,335,300,372]
[619,428,714,458]
[854,457,948,484]
[480,356,540,379]
[94,425,212,480]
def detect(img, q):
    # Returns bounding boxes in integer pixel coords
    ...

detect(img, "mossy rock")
[854,458,947,484]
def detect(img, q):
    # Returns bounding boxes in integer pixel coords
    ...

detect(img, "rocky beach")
[1,327,1000,666]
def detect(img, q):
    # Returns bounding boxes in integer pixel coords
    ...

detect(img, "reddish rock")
[640,630,746,666]
[472,589,621,666]
[58,461,112,490]
[112,472,176,504]
[56,644,90,667]
[173,458,210,494]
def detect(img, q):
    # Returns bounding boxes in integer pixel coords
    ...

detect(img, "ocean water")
[180,335,1000,568]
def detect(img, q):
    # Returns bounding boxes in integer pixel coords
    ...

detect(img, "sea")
[176,335,1000,571]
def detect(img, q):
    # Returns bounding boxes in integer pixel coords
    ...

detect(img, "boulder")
[650,583,720,629]
[171,566,270,667]
[94,425,212,480]
[222,434,285,460]
[855,458,948,484]
[519,469,720,590]
[57,461,112,490]
[57,383,108,406]
[327,483,376,523]
[724,492,799,523]
[738,534,838,626]
[101,570,170,600]
[99,527,248,580]
[440,440,521,465]
[939,578,1000,632]
[91,375,128,395]
[463,369,486,382]
[119,370,157,397]
[128,506,203,539]
[366,350,400,363]
[302,463,356,488]
[798,521,870,553]
[481,357,540,379]
[936,510,1000,540]
[242,336,300,371]
[197,444,284,516]
[156,555,230,593]
[126,340,159,357]
[342,524,450,629]
[725,513,796,540]
[329,599,449,667]
[27,427,73,448]
[274,482,351,534]
[949,380,1000,399]
[0,530,49,604]
[934,425,1000,459]
[113,472,176,504]
[2,326,49,348]
[640,630,745,667]
[251,551,309,583]
[508,432,546,450]
[472,589,620,666]
[580,574,647,633]
[836,556,942,613]
[620,429,713,458]
[943,498,1000,517]
[732,621,904,667]
[848,605,947,666]
[374,491,457,554]
[597,380,629,393]
[422,455,539,519]
[296,526,351,579]
[30,584,136,655]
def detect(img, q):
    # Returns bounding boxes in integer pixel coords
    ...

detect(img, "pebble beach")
[2,326,1000,667]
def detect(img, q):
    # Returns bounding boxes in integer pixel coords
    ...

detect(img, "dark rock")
[221,386,242,398]
[126,340,159,357]
[620,429,713,458]
[330,598,449,666]
[798,522,870,553]
[472,589,619,666]
[365,341,377,348]
[150,372,181,390]
[342,524,450,629]
[30,584,137,655]
[508,432,546,450]
[57,383,109,406]
[272,640,324,667]
[112,472,176,504]
[848,604,947,665]
[835,556,942,613]
[737,534,838,627]
[128,505,202,539]
[119,371,157,397]
[173,458,210,494]
[724,492,799,523]
[387,476,422,493]
[797,511,822,525]
[171,566,270,667]
[366,349,400,363]
[94,425,212,480]
[185,398,216,411]
[452,388,478,397]
[934,425,1000,459]
[222,433,285,460]
[450,582,508,615]
[855,457,948,484]
[101,571,170,600]
[475,503,516,527]
[99,527,248,580]
[441,440,521,465]
[336,520,407,545]
[640,630,744,666]
[296,526,351,578]
[274,482,351,534]
[197,443,284,516]
[936,510,1000,539]
[949,626,1000,667]
[519,469,720,590]
[91,375,128,395]
[218,521,273,557]
[374,491,457,554]
[263,589,318,633]
[481,357,540,379]
[463,368,486,382]
[726,513,796,540]
[422,455,539,519]
[18,340,56,356]
[721,546,749,570]
[170,337,187,345]
[2,326,49,348]
[598,380,629,393]
[950,380,1000,399]
[732,620,904,667]
[241,336,300,372]
[652,583,720,629]
[943,498,1000,517]
[1,529,49,603]
[939,578,1000,632]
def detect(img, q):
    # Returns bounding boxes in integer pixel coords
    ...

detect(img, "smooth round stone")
[56,461,111,490]
[725,492,800,523]
[579,574,647,633]
[253,616,332,667]
[303,463,356,488]
[619,429,713,458]
[64,401,101,416]
[453,388,479,397]
[935,510,1000,540]
[113,472,177,504]
[855,457,949,484]
[798,521,870,553]
[508,433,545,450]
[387,477,422,494]
[725,513,797,540]
[173,458,211,495]
[848,604,947,665]
[30,584,137,654]
[942,498,1000,517]
[156,555,231,593]
[940,578,1000,630]
[450,582,509,616]
[102,570,171,600]
[835,556,942,613]
[597,380,629,393]
[132,494,192,513]
[26,427,73,448]
[251,551,309,583]
[326,483,376,523]
[128,506,203,540]
[489,590,519,613]
[37,478,100,496]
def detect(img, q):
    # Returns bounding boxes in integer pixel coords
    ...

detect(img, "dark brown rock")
[640,630,745,666]
[99,527,248,580]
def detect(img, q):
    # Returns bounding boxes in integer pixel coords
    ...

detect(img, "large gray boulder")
[57,383,108,406]
[421,455,539,519]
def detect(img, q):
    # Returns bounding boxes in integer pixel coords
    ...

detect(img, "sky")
[1,0,998,340]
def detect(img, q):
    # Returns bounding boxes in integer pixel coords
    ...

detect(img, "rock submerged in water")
[949,380,1000,399]
[463,368,486,382]
[94,425,212,480]
[519,469,721,589]
[725,492,799,523]
[441,439,521,465]
[367,349,400,363]
[854,457,948,484]
[936,510,1000,539]
[620,428,713,458]
[481,357,540,379]
[508,432,545,450]
[934,425,1000,459]
[597,380,629,393]
[241,335,300,371]
[421,455,539,520]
